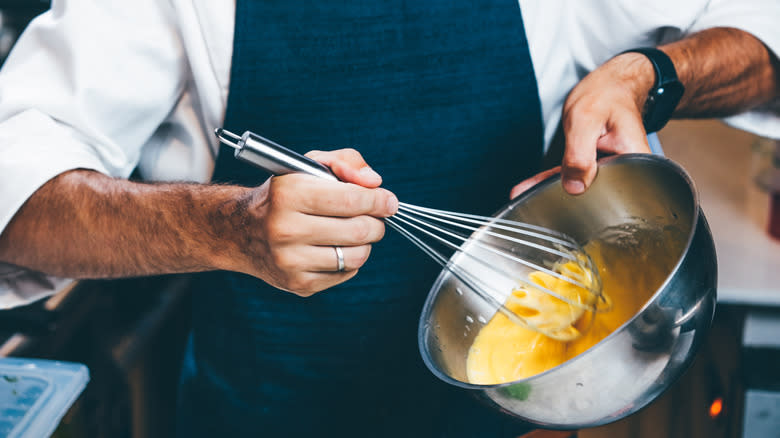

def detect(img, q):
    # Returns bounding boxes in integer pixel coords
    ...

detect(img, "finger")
[562,112,602,195]
[509,166,561,199]
[312,245,372,272]
[295,215,385,246]
[596,111,651,155]
[271,244,372,273]
[273,174,398,217]
[306,149,383,188]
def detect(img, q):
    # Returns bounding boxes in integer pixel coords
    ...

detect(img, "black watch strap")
[621,48,685,133]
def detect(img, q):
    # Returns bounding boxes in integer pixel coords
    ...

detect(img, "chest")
[218,0,543,213]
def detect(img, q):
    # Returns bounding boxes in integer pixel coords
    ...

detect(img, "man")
[0,1,777,436]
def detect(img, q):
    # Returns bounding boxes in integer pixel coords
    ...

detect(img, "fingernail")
[563,179,585,195]
[359,166,381,182]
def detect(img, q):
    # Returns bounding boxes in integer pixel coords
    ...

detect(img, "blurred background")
[0,2,778,437]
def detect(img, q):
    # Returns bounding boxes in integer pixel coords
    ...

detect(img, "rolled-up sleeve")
[570,0,780,140]
[687,0,780,139]
[0,0,188,307]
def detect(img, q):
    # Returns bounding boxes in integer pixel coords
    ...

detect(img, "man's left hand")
[512,27,779,199]
[510,52,655,198]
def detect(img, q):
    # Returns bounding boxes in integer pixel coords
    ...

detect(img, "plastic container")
[0,358,89,438]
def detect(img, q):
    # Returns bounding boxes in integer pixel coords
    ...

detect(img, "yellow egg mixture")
[466,226,685,384]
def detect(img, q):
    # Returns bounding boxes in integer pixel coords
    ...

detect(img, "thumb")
[305,148,383,188]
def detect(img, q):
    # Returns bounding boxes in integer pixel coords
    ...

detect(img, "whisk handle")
[216,128,340,182]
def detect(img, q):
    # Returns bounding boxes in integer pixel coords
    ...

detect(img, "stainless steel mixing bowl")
[418,154,717,429]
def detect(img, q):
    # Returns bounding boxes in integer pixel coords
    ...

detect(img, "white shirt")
[0,0,778,308]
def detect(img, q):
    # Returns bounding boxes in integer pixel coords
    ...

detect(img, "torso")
[179,1,543,435]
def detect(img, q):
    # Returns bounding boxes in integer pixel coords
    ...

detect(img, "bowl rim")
[417,153,703,390]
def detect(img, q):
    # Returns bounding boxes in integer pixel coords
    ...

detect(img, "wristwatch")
[622,48,685,133]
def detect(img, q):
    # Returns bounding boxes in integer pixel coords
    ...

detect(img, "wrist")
[193,184,258,273]
[607,52,657,110]
[619,48,686,133]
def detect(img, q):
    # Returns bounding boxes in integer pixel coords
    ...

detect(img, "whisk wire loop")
[385,217,551,333]
[389,211,601,311]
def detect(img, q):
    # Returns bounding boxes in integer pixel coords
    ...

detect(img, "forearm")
[662,27,779,118]
[0,149,397,297]
[0,169,250,278]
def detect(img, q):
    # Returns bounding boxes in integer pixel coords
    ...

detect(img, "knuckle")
[268,248,290,271]
[305,150,324,159]
[295,287,316,297]
[267,181,291,209]
[353,217,385,243]
[354,245,372,268]
[564,97,592,116]
[285,276,303,292]
[562,113,581,133]
[271,250,296,272]
[342,148,362,160]
[261,215,278,237]
[264,215,296,242]
[349,218,373,243]
[562,154,591,172]
[302,283,324,297]
[341,189,368,213]
[564,103,602,129]
[287,275,316,296]
[369,219,386,241]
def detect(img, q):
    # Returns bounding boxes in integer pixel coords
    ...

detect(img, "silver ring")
[334,246,345,272]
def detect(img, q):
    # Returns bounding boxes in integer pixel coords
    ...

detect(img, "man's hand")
[510,52,653,199]
[558,53,655,194]
[509,52,654,199]
[223,149,398,296]
[511,27,779,199]
[0,148,397,298]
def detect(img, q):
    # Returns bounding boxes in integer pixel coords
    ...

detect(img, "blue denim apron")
[178,1,543,436]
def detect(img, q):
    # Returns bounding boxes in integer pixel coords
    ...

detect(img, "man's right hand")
[0,149,397,298]
[221,149,398,296]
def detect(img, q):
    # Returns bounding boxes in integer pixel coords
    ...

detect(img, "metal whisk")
[215,128,607,340]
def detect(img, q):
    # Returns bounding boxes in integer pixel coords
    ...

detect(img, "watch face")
[645,80,685,132]
[655,81,685,115]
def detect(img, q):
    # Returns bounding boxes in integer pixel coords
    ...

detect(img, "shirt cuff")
[0,109,111,232]
[0,110,111,308]
[0,263,72,310]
